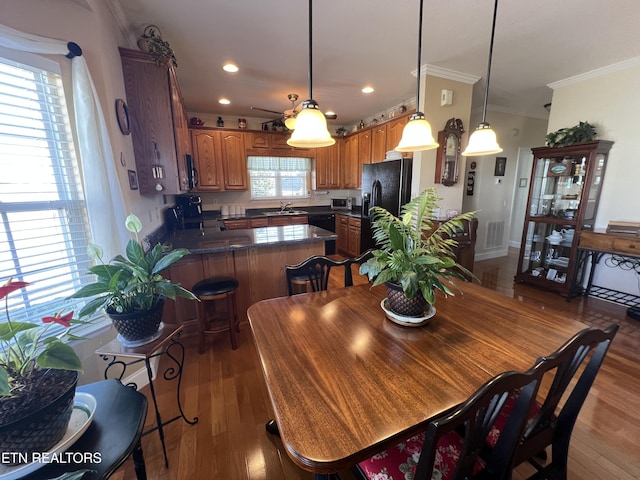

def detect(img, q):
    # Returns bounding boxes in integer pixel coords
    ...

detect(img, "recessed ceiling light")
[223,63,238,73]
[219,98,231,105]
[325,110,335,116]
[362,86,374,94]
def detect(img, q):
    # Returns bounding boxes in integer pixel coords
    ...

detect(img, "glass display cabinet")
[515,140,613,295]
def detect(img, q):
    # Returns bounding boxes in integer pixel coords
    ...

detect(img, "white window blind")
[0,55,92,327]
[248,156,310,199]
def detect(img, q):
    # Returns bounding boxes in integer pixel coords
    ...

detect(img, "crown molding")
[548,56,640,89]
[470,104,550,121]
[415,64,480,85]
[105,0,138,48]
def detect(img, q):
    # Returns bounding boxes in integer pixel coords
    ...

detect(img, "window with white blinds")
[248,156,310,199]
[0,54,92,328]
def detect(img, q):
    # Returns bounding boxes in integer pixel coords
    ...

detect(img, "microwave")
[330,197,354,210]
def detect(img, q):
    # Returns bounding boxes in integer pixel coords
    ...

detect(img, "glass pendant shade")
[461,123,502,156]
[284,115,296,130]
[287,101,335,148]
[395,113,439,152]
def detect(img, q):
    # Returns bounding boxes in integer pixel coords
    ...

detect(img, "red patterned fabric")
[357,430,485,480]
[486,392,544,448]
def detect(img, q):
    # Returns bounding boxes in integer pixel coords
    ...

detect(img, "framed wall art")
[494,156,507,176]
[128,170,138,190]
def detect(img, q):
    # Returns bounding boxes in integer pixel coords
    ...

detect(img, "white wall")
[548,60,640,295]
[412,73,474,212]
[462,110,548,260]
[1,0,169,241]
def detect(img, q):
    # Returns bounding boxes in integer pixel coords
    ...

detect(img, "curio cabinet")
[515,140,613,295]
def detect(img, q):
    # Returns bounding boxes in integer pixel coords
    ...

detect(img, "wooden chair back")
[414,368,544,480]
[512,324,619,478]
[285,255,348,295]
[343,249,374,287]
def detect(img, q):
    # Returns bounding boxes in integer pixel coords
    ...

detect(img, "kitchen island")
[163,225,337,335]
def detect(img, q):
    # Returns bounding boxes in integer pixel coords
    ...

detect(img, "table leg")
[144,357,170,468]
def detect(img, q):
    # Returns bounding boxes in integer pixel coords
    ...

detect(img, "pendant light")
[395,0,438,152]
[462,0,503,156]
[287,0,335,148]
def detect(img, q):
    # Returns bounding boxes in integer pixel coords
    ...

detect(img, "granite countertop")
[199,206,361,221]
[169,224,337,254]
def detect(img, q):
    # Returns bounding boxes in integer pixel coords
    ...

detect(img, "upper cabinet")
[314,139,342,190]
[342,135,359,188]
[386,116,410,158]
[189,128,248,191]
[370,124,387,163]
[120,47,191,195]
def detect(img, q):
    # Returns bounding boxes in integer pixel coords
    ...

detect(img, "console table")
[95,324,198,468]
[569,231,640,317]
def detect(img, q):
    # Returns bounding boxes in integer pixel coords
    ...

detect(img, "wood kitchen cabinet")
[190,129,223,190]
[224,215,308,230]
[371,124,387,163]
[189,127,248,191]
[358,130,372,167]
[342,135,359,188]
[249,132,292,150]
[314,139,342,189]
[267,215,308,227]
[336,213,361,257]
[386,116,410,157]
[120,47,191,194]
[336,214,349,253]
[223,219,250,230]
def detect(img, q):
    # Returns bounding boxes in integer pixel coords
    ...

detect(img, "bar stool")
[192,276,240,352]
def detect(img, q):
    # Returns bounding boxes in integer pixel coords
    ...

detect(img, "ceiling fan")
[251,93,337,130]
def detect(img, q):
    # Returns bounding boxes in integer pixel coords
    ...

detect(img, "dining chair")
[343,249,374,287]
[354,367,546,480]
[486,324,619,480]
[285,255,349,295]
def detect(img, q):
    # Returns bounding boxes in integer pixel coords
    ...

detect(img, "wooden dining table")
[247,281,589,478]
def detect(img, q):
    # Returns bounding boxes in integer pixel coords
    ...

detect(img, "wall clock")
[435,118,465,186]
[115,98,130,135]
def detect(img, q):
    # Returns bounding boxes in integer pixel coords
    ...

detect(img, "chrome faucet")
[280,201,292,213]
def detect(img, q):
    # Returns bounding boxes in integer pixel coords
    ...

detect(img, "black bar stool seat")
[193,276,240,352]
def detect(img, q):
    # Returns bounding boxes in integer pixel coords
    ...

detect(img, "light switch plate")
[441,89,453,106]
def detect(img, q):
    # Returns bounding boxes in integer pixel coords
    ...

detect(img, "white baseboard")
[475,248,510,261]
[121,355,159,389]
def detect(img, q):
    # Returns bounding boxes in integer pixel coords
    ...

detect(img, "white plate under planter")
[381,298,436,327]
[0,392,97,480]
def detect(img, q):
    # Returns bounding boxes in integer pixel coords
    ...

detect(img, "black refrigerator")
[361,158,413,251]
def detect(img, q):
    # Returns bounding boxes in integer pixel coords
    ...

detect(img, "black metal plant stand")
[96,324,198,468]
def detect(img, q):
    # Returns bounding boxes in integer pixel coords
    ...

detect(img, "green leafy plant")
[71,214,196,317]
[0,280,83,397]
[545,121,596,147]
[359,188,477,305]
[139,26,178,67]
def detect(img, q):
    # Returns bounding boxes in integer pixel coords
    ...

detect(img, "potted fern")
[359,188,477,320]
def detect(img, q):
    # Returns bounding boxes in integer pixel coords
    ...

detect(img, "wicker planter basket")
[385,281,430,317]
[0,369,77,463]
[108,297,165,345]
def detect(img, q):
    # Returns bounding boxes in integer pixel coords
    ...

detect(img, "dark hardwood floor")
[112,249,640,479]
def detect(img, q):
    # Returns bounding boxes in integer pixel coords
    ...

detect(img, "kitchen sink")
[263,210,308,216]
